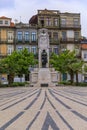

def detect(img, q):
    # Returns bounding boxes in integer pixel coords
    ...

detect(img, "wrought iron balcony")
[0,38,15,44]
[15,38,37,44]
[49,38,60,44]
[16,39,30,44]
[0,53,7,57]
[60,38,81,43]
[38,24,59,29]
[60,24,81,29]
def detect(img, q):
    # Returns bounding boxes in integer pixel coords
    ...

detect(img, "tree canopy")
[50,50,84,84]
[0,48,37,85]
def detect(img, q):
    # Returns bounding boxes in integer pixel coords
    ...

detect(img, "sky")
[0,0,87,37]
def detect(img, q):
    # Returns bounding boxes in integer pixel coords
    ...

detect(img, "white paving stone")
[0,87,87,130]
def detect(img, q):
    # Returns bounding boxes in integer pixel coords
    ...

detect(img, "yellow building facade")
[0,16,15,58]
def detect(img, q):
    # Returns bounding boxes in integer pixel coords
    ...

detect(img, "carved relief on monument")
[38,28,49,49]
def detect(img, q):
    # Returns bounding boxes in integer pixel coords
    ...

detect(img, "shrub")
[59,80,71,85]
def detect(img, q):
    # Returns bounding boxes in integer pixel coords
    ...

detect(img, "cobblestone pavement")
[0,86,87,130]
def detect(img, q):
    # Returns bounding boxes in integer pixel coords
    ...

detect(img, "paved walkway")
[0,86,87,130]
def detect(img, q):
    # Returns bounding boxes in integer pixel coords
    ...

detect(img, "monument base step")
[30,68,58,87]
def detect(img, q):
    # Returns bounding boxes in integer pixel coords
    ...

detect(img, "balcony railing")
[49,38,60,44]
[60,38,81,43]
[38,24,59,29]
[0,53,7,57]
[60,24,81,28]
[16,39,37,44]
[0,39,15,43]
[16,39,30,44]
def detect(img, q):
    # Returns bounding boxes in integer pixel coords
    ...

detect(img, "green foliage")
[50,51,69,73]
[84,65,87,73]
[50,50,84,84]
[11,82,26,87]
[0,48,37,85]
[58,81,87,87]
[0,82,27,87]
[59,80,71,85]
[77,82,87,87]
[50,50,76,73]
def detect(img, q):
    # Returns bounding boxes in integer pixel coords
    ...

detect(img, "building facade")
[29,9,81,56]
[0,9,81,83]
[0,16,15,58]
[15,22,38,56]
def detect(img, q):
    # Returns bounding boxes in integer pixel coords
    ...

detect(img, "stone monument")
[30,28,58,87]
[38,28,49,68]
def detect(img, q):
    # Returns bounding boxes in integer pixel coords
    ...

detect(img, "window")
[61,18,66,26]
[53,32,58,41]
[73,18,79,26]
[31,46,37,54]
[62,31,67,40]
[53,47,58,54]
[40,17,44,26]
[84,76,87,81]
[67,30,74,38]
[17,31,22,41]
[17,46,23,51]
[7,45,13,55]
[24,32,29,41]
[53,18,58,26]
[84,54,87,59]
[8,32,13,40]
[5,21,8,24]
[62,73,67,81]
[46,18,51,26]
[31,32,36,42]
[74,32,79,40]
[0,20,3,24]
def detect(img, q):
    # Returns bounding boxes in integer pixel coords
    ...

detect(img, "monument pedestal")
[30,68,58,87]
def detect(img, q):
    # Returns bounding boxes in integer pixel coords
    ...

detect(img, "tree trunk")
[76,71,78,85]
[70,70,74,84]
[8,74,14,85]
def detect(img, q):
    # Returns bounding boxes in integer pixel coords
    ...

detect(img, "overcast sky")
[0,0,87,37]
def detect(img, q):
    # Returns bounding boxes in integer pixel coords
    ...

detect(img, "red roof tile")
[81,44,87,49]
[0,16,11,20]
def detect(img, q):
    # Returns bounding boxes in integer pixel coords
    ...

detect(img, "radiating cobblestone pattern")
[0,87,87,130]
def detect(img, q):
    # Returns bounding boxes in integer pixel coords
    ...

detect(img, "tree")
[50,51,69,73]
[50,50,70,81]
[66,51,78,84]
[50,50,83,84]
[1,51,19,85]
[68,60,83,85]
[0,48,37,85]
[16,48,37,82]
[83,65,87,82]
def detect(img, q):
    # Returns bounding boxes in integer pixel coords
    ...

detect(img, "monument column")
[38,28,49,68]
